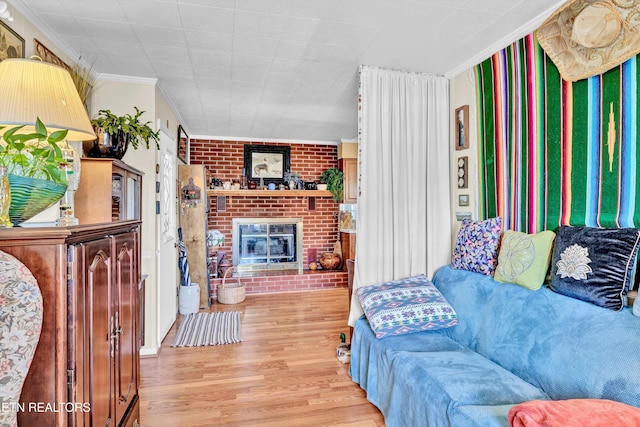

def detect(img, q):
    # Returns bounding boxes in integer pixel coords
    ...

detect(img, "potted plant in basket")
[320,167,344,202]
[88,107,160,159]
[0,118,69,225]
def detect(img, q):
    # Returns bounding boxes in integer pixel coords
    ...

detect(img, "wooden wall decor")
[178,164,210,308]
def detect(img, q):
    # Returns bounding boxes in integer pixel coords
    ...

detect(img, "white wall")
[449,69,478,247]
[89,77,180,356]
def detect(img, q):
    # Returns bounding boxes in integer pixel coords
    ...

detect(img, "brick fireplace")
[189,138,348,297]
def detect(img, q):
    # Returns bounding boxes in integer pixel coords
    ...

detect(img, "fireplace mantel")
[207,189,332,197]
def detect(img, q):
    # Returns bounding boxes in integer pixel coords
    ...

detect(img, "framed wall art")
[177,125,189,164]
[457,156,468,189]
[455,105,469,150]
[0,21,24,61]
[34,38,69,69]
[243,144,290,185]
[458,194,469,207]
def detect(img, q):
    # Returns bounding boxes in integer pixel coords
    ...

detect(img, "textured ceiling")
[11,0,565,141]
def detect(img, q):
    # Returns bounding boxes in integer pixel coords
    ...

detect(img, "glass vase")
[0,166,13,228]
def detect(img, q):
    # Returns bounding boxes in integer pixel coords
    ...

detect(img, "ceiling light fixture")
[0,2,13,22]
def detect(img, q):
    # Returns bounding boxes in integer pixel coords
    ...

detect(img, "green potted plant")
[320,167,344,202]
[89,106,160,159]
[0,118,69,225]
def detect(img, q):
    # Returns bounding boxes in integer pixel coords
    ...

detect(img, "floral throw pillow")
[549,225,640,311]
[0,250,43,426]
[357,274,458,339]
[494,230,556,290]
[451,217,502,275]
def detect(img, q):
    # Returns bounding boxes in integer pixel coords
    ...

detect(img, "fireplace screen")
[232,218,303,272]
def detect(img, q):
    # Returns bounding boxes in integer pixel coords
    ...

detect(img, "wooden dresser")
[0,221,142,427]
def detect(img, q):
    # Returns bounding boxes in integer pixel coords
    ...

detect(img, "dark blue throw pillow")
[549,226,640,311]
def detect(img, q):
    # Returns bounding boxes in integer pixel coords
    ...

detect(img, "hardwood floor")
[139,288,385,426]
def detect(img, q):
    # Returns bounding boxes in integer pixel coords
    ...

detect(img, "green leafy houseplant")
[91,107,160,151]
[320,167,344,202]
[0,118,67,186]
[0,118,71,225]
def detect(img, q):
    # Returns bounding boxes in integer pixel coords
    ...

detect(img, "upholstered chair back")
[0,250,43,427]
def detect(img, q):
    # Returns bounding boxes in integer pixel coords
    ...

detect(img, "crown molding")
[190,135,339,146]
[96,73,157,86]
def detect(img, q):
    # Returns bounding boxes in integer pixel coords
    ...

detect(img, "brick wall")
[189,139,348,295]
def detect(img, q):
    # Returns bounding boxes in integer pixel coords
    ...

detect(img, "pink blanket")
[508,399,640,427]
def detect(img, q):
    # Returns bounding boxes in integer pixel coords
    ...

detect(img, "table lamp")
[0,57,96,226]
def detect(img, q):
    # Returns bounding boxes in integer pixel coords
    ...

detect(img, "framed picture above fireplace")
[244,144,290,185]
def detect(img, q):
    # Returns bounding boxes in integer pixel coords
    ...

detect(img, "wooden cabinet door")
[68,244,89,427]
[82,237,115,427]
[342,158,358,203]
[113,231,138,426]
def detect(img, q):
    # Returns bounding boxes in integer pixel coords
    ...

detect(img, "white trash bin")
[179,284,200,315]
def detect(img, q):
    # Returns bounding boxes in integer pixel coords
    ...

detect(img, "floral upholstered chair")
[0,250,43,427]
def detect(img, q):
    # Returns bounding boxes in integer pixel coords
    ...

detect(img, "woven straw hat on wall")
[536,0,640,82]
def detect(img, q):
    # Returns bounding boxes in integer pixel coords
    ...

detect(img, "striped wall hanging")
[475,33,640,233]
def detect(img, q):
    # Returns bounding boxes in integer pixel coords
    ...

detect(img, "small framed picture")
[458,194,469,207]
[456,212,472,222]
[177,125,189,164]
[455,105,469,150]
[0,22,24,61]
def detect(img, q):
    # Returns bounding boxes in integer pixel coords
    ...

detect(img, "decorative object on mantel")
[284,170,301,190]
[0,58,96,225]
[88,107,160,159]
[320,167,344,202]
[209,177,223,189]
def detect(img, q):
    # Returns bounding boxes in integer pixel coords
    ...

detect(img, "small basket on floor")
[217,267,246,304]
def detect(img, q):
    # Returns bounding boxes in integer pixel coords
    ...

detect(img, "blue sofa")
[350,265,640,427]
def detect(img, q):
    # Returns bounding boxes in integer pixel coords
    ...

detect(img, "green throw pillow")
[494,230,556,290]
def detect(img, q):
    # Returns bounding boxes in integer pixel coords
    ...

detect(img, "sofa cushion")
[383,350,549,427]
[452,217,502,275]
[494,230,556,290]
[549,225,640,310]
[432,265,640,408]
[349,316,464,410]
[357,274,457,339]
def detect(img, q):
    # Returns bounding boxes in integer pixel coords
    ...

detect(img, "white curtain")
[348,66,452,326]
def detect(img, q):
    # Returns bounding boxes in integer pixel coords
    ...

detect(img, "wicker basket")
[217,267,246,304]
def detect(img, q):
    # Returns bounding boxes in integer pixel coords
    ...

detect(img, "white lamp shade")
[0,58,96,141]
